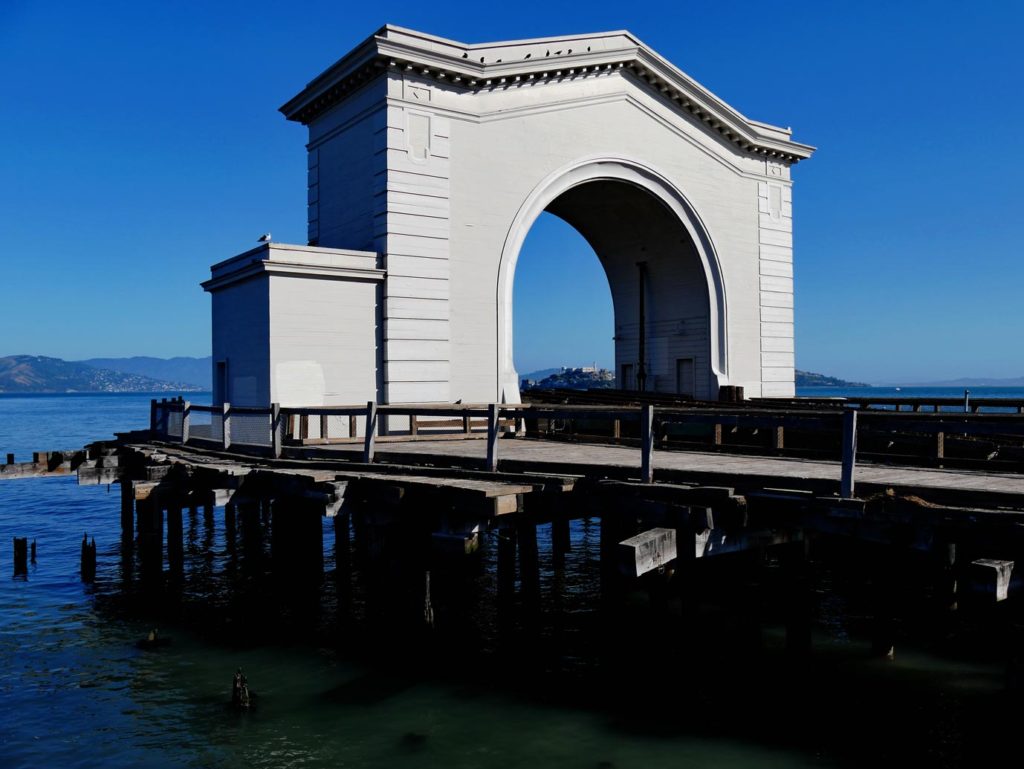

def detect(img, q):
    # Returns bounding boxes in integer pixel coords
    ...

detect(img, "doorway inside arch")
[511,179,714,399]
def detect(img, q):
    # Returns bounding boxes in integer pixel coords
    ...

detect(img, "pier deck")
[303,437,1024,509]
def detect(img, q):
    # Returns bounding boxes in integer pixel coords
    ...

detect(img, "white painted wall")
[210,275,269,407]
[205,244,383,420]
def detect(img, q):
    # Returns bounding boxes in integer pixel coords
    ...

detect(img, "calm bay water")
[0,390,1019,768]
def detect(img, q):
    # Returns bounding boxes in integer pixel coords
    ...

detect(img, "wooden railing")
[149,398,1024,497]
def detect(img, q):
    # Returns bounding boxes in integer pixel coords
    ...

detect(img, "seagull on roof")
[257,233,271,243]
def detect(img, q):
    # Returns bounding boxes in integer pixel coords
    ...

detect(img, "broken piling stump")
[13,537,28,576]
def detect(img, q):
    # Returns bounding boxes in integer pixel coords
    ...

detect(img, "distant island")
[522,366,615,390]
[0,355,207,393]
[520,366,869,391]
[795,370,869,388]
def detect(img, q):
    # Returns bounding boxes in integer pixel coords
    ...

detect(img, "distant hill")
[0,355,202,393]
[79,356,211,389]
[520,367,562,383]
[896,376,1024,387]
[795,370,870,388]
[523,367,615,390]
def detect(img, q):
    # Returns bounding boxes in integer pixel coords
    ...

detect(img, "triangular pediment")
[280,25,814,163]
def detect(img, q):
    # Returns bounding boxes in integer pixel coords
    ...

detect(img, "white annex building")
[204,25,814,411]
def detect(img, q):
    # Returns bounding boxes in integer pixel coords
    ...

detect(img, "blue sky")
[2,1,1021,383]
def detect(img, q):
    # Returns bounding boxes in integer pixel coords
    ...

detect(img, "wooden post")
[713,423,723,446]
[362,401,377,464]
[149,399,158,433]
[782,538,812,657]
[409,415,419,436]
[496,526,517,606]
[935,540,958,613]
[271,403,282,458]
[552,516,571,567]
[518,517,541,606]
[613,418,621,440]
[120,482,134,539]
[222,402,232,450]
[6,453,14,465]
[81,534,96,583]
[463,413,471,434]
[772,425,784,451]
[641,404,654,483]
[936,431,945,461]
[181,401,191,444]
[486,404,500,472]
[167,505,184,573]
[349,414,357,438]
[13,537,28,576]
[299,414,309,441]
[320,413,329,442]
[871,546,898,660]
[840,408,857,498]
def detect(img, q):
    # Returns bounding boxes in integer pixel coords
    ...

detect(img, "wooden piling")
[486,403,500,472]
[271,403,282,458]
[772,425,784,452]
[496,525,517,604]
[552,516,571,568]
[81,534,97,583]
[224,503,237,552]
[870,545,899,660]
[517,517,540,603]
[363,401,377,464]
[641,404,654,483]
[840,408,858,498]
[167,505,184,573]
[13,537,28,575]
[136,498,163,584]
[120,482,134,540]
[782,539,812,657]
[30,539,36,565]
[222,402,232,450]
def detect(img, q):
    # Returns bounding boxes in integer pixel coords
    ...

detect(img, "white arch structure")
[495,155,730,402]
[206,26,813,410]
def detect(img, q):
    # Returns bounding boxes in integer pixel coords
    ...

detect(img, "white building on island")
[204,25,814,412]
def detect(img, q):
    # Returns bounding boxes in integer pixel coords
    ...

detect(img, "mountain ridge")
[0,355,202,393]
[79,356,211,389]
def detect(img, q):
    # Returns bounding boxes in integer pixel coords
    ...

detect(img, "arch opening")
[497,158,728,403]
[513,213,615,384]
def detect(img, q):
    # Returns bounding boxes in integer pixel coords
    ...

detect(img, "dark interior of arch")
[544,180,712,397]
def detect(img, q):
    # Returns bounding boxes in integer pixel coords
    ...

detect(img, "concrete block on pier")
[431,531,480,556]
[970,558,1014,602]
[618,527,676,577]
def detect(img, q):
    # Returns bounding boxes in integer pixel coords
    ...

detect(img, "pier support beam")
[136,497,163,585]
[551,516,571,570]
[166,504,184,576]
[517,518,541,613]
[870,545,901,660]
[782,538,812,658]
[496,524,517,607]
[120,482,134,540]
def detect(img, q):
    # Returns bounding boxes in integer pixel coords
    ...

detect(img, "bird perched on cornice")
[257,233,271,243]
